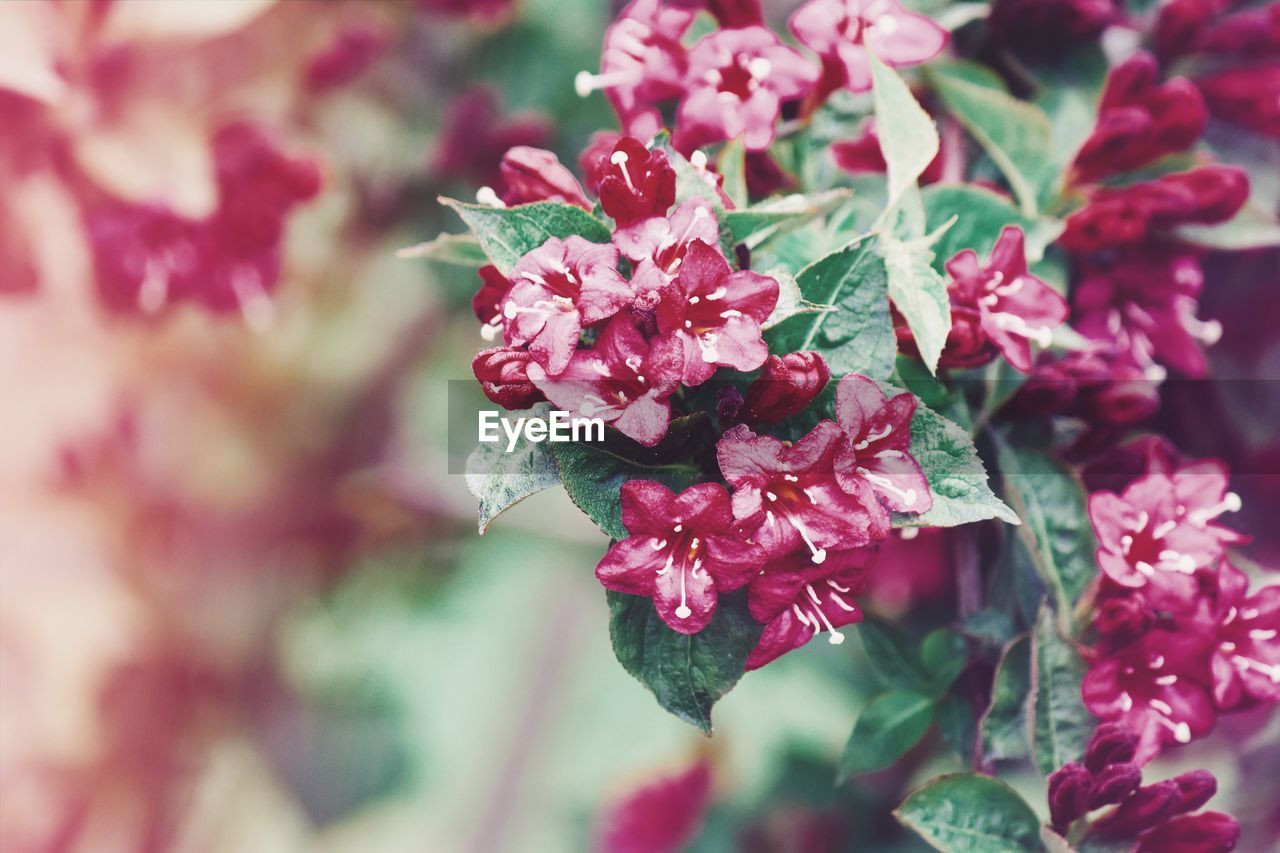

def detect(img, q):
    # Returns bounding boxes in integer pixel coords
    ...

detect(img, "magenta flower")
[655,240,778,386]
[789,0,947,94]
[472,264,509,340]
[501,236,634,375]
[1071,52,1207,184]
[744,546,878,669]
[717,421,884,563]
[575,0,696,140]
[595,481,764,633]
[1083,629,1216,760]
[674,26,818,153]
[1088,464,1240,600]
[1205,561,1280,708]
[832,374,931,521]
[941,226,1069,373]
[1074,250,1218,379]
[432,87,550,190]
[1197,63,1280,140]
[743,352,831,425]
[1088,770,1234,849]
[528,313,683,446]
[473,347,544,410]
[616,197,721,274]
[596,136,677,228]
[498,146,591,209]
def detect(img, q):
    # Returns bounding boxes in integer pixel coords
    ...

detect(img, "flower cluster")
[1081,452,1278,762]
[86,122,321,322]
[1047,722,1240,851]
[574,0,946,154]
[595,374,931,669]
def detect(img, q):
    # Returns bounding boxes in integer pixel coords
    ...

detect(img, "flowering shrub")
[442,0,1280,848]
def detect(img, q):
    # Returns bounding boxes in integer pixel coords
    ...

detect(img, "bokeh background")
[2,1,1277,851]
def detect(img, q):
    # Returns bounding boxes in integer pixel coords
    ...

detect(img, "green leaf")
[839,690,936,778]
[608,590,761,733]
[723,189,851,250]
[927,62,1056,216]
[463,405,562,534]
[896,402,1020,528]
[921,628,968,693]
[859,618,934,693]
[440,198,612,275]
[718,136,748,208]
[978,636,1032,763]
[761,269,831,331]
[764,237,896,380]
[870,52,941,213]
[653,132,727,211]
[882,234,952,374]
[936,692,978,764]
[396,233,489,268]
[895,773,1044,853]
[548,415,709,540]
[996,440,1097,620]
[921,185,1063,270]
[1030,605,1093,776]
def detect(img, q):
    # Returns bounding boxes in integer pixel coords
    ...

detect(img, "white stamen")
[610,150,636,192]
[858,468,917,507]
[790,517,827,564]
[475,186,504,207]
[651,538,668,550]
[853,424,893,451]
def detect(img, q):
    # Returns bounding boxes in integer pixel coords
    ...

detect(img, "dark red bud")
[472,264,509,326]
[1085,721,1141,772]
[1134,811,1241,853]
[1151,166,1250,225]
[1089,763,1143,809]
[743,352,831,425]
[473,347,544,410]
[498,147,591,210]
[1048,762,1095,831]
[1169,770,1218,815]
[1090,781,1183,839]
[1198,64,1280,140]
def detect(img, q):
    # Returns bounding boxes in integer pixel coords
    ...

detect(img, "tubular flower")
[616,197,721,278]
[528,313,683,446]
[473,347,544,410]
[575,0,696,139]
[743,352,831,425]
[1088,770,1235,850]
[1071,52,1207,185]
[498,146,591,209]
[941,226,1069,373]
[1074,250,1219,379]
[832,374,931,523]
[656,240,779,386]
[1088,462,1242,599]
[501,235,634,375]
[717,421,884,563]
[789,0,947,94]
[1205,561,1280,708]
[674,26,818,153]
[744,546,878,669]
[472,264,510,340]
[1082,629,1216,760]
[595,136,677,228]
[595,481,764,633]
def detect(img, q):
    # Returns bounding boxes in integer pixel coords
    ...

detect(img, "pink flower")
[594,759,713,853]
[1006,346,1161,428]
[529,313,683,446]
[1060,166,1250,253]
[1071,52,1207,184]
[1197,63,1280,140]
[1083,629,1216,761]
[832,374,931,520]
[670,0,764,28]
[498,146,591,209]
[1205,561,1280,708]
[1133,812,1240,853]
[656,240,778,385]
[501,236,634,375]
[473,347,544,410]
[717,421,885,563]
[432,87,549,189]
[576,0,696,139]
[831,118,945,183]
[616,197,720,275]
[595,481,764,633]
[1088,461,1242,599]
[472,264,509,337]
[941,226,1069,373]
[1074,250,1219,378]
[674,26,818,153]
[304,21,388,93]
[743,352,831,425]
[744,546,878,669]
[595,136,677,227]
[789,0,947,94]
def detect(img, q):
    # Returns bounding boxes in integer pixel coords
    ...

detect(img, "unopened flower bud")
[1169,770,1217,815]
[744,352,831,425]
[499,147,591,209]
[1135,811,1240,853]
[1090,781,1182,838]
[473,347,544,410]
[1089,763,1143,809]
[1048,762,1095,831]
[1085,721,1140,772]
